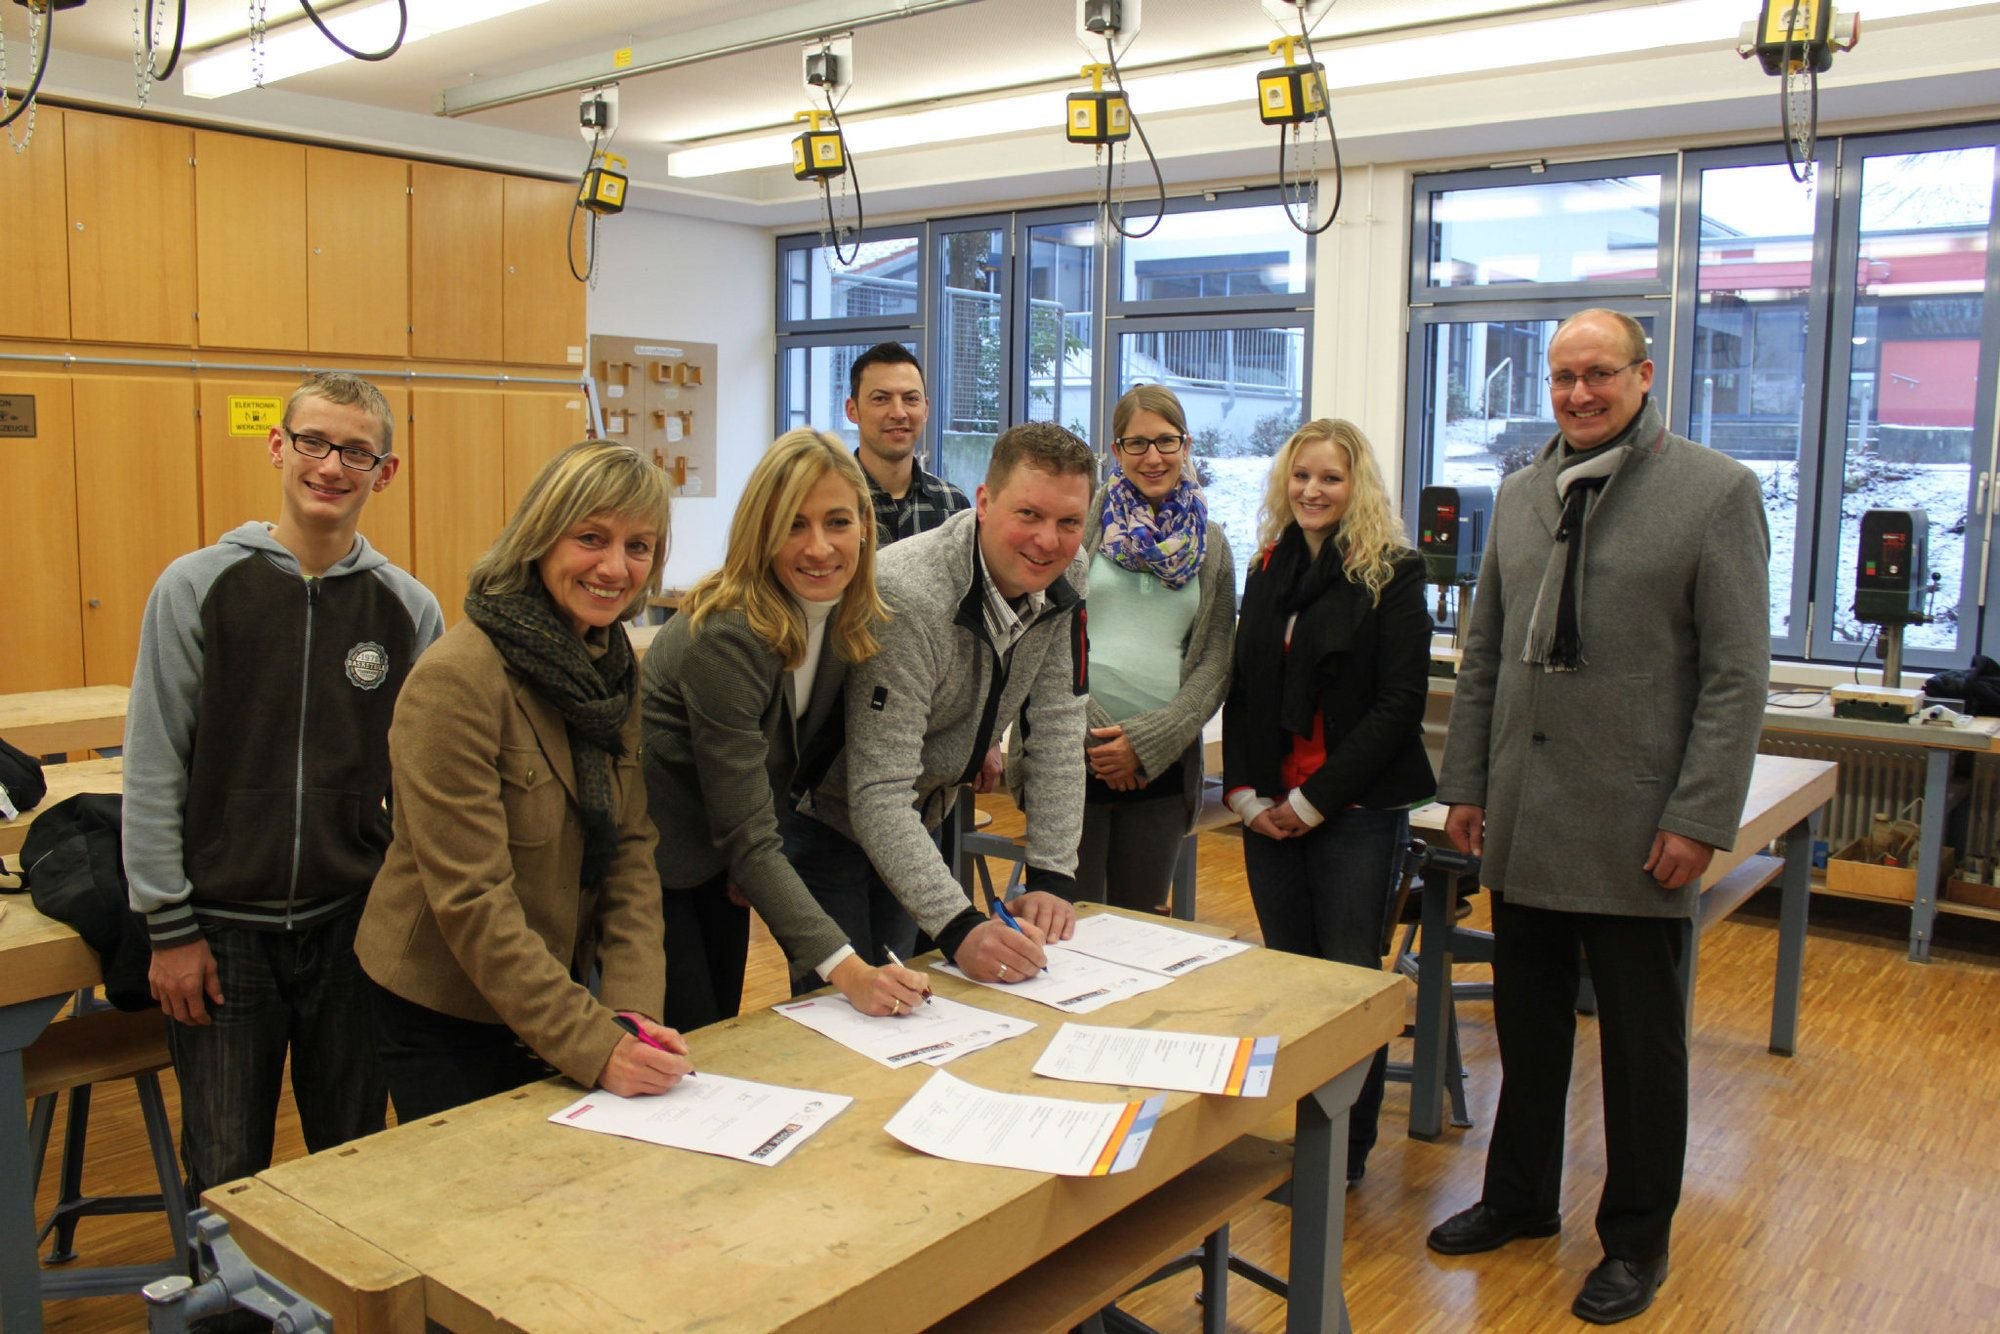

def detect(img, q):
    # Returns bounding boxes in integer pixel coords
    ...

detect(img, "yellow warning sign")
[228,396,285,437]
[613,47,633,69]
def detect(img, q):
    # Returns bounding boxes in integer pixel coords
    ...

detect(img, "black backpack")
[9,793,155,1012]
[0,735,46,817]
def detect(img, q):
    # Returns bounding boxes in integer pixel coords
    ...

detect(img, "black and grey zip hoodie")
[123,521,444,948]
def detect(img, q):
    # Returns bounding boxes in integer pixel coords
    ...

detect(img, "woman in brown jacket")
[357,441,693,1119]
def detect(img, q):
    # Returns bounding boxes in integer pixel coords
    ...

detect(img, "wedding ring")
[999,963,1009,978]
[891,999,901,1015]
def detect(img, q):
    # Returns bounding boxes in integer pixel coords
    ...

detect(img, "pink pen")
[614,1013,696,1076]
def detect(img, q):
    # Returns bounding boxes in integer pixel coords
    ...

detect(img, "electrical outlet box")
[802,34,854,100]
[1077,0,1140,56]
[579,85,619,140]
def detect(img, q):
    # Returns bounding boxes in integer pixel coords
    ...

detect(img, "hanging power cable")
[1262,14,1340,235]
[1096,33,1164,240]
[0,0,58,142]
[570,87,626,286]
[1737,2,1861,185]
[133,0,188,107]
[294,0,408,63]
[820,84,865,265]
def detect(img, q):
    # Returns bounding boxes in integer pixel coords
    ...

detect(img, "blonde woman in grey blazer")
[640,430,929,1029]
[1075,385,1236,910]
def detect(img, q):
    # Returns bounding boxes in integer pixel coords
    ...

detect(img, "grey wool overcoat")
[1435,399,1771,919]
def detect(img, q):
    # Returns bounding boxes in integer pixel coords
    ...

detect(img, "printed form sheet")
[773,993,1037,1068]
[884,1069,1163,1175]
[1033,1023,1278,1096]
[550,1074,849,1167]
[933,945,1173,1014]
[1061,912,1252,976]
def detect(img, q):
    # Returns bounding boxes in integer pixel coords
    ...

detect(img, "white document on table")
[884,1069,1164,1176]
[549,1073,849,1167]
[1033,1023,1278,1097]
[933,944,1174,1014]
[773,993,1037,1069]
[1061,913,1252,977]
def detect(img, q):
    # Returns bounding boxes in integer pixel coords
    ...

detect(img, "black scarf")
[1233,523,1357,793]
[1523,397,1655,672]
[463,585,633,889]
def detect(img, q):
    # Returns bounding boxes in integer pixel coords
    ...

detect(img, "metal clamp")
[142,1209,329,1333]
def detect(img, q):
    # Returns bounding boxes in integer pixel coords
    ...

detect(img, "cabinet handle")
[74,221,84,232]
[88,598,101,608]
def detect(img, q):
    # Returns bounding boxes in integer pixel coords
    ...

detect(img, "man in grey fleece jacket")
[793,423,1094,983]
[123,373,442,1199]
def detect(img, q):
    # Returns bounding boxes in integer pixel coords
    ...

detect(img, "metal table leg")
[1291,1059,1368,1334]
[1771,809,1820,1055]
[1407,867,1453,1140]
[1,993,69,1334]
[1909,747,1950,963]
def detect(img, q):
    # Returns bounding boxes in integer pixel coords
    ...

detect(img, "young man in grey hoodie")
[123,372,443,1199]
[790,422,1095,983]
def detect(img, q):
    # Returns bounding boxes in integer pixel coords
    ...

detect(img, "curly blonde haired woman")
[1221,418,1435,1186]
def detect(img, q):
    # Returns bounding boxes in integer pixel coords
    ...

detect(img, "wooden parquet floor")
[27,799,2000,1331]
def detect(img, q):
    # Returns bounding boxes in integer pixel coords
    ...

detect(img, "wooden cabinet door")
[410,164,501,363]
[307,148,409,357]
[409,388,506,624]
[196,376,414,573]
[0,374,84,691]
[501,389,589,518]
[194,131,307,351]
[67,114,196,346]
[502,176,587,368]
[72,376,200,685]
[0,107,71,341]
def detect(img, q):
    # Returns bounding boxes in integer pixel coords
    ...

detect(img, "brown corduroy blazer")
[356,618,665,1088]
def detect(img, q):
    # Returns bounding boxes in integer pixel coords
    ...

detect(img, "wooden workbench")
[202,908,1403,1332]
[0,758,124,858]
[0,686,130,759]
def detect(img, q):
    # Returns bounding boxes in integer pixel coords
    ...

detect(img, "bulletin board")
[588,335,717,497]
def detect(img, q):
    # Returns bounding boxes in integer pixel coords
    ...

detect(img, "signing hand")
[150,937,224,1025]
[1445,804,1485,858]
[1009,889,1076,942]
[1644,830,1714,891]
[954,917,1047,983]
[829,955,931,1016]
[599,1015,694,1096]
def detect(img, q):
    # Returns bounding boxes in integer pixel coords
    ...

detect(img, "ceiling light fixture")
[181,0,556,100]
[667,0,1989,179]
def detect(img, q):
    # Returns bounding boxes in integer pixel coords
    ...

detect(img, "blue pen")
[990,898,1049,974]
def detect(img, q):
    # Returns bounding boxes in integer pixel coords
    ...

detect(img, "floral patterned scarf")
[1097,475,1208,590]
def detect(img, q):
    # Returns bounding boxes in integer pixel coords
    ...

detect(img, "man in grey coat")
[791,423,1094,983]
[1426,309,1770,1325]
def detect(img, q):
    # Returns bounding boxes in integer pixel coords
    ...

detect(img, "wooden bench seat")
[934,1135,1294,1333]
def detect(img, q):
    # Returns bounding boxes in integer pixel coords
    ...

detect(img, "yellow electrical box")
[579,153,628,215]
[1751,0,1836,75]
[1257,62,1326,126]
[792,130,846,180]
[1066,90,1131,145]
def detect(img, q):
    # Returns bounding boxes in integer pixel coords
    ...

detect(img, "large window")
[778,191,1316,571]
[1407,126,2000,670]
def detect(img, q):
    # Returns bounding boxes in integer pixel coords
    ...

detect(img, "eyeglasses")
[1113,433,1186,457]
[1547,360,1643,392]
[288,429,388,472]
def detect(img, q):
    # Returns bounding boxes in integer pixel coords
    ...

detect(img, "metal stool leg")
[46,1084,93,1262]
[135,1073,194,1271]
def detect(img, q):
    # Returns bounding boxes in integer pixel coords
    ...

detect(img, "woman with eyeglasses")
[357,441,693,1119]
[1068,384,1236,911]
[1223,418,1435,1187]
[639,430,929,1029]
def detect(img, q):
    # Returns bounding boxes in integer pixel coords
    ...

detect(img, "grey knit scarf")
[463,586,633,887]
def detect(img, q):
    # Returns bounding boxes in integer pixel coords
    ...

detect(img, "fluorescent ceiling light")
[668,0,1992,178]
[183,0,555,100]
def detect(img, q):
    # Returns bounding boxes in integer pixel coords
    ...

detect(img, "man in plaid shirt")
[845,343,969,546]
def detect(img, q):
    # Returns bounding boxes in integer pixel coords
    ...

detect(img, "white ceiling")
[18,0,2000,227]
